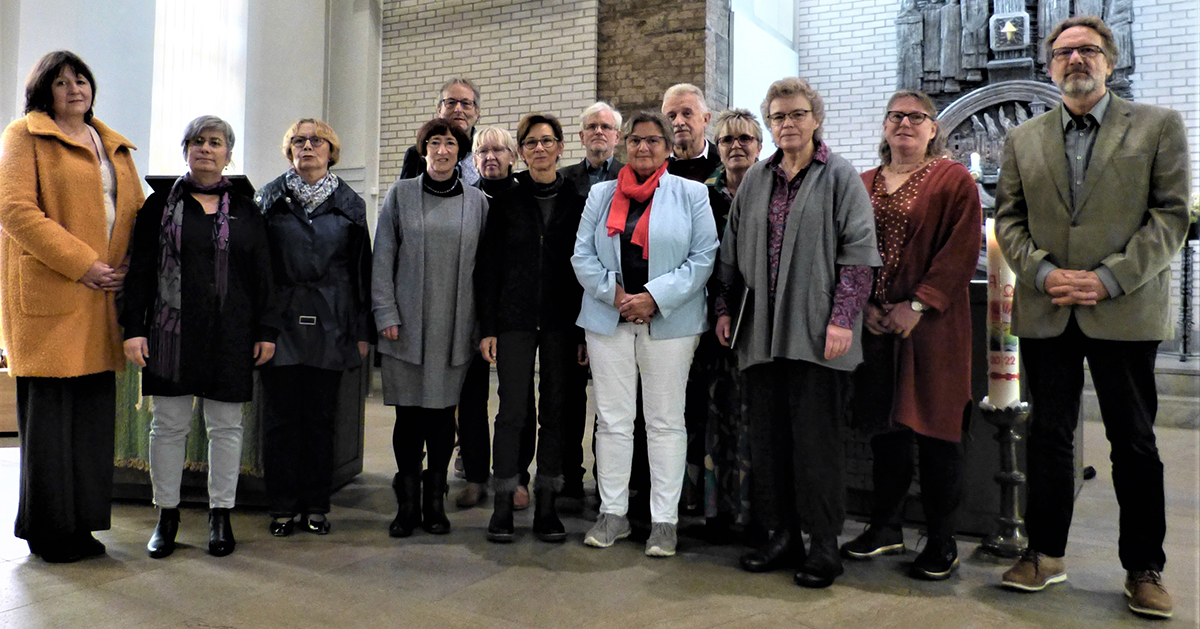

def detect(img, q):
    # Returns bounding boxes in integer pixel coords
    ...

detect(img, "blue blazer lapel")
[1076,97,1131,210]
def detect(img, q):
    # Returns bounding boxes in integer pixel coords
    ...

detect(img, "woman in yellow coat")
[0,51,143,563]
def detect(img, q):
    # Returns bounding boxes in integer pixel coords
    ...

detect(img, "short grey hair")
[579,101,623,132]
[180,115,235,158]
[438,77,481,109]
[760,77,825,144]
[622,110,672,141]
[663,83,708,112]
[713,109,763,143]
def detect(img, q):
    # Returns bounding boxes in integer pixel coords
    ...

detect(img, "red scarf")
[605,162,668,260]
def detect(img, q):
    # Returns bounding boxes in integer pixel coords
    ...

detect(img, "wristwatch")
[909,299,928,313]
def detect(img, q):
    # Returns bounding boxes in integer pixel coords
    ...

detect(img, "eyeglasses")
[885,111,933,125]
[1050,45,1104,61]
[290,135,327,148]
[767,110,811,126]
[477,147,510,157]
[521,137,559,150]
[439,97,476,110]
[626,135,666,148]
[718,134,759,147]
[584,123,617,133]
[188,136,225,148]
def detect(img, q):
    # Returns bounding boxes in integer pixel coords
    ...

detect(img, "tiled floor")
[0,382,1196,628]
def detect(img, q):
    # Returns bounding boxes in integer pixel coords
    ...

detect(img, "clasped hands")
[78,258,128,292]
[1045,269,1109,306]
[863,302,922,338]
[613,285,656,325]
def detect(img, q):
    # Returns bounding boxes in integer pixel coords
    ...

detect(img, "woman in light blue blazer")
[572,110,718,557]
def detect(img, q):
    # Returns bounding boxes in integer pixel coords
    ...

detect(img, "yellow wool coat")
[0,111,143,377]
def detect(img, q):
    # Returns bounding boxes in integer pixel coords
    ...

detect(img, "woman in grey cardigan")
[715,78,881,588]
[372,118,489,538]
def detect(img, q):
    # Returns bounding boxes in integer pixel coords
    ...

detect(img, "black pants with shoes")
[457,355,537,486]
[261,365,343,518]
[492,329,576,483]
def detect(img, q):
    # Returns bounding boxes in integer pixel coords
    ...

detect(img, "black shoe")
[794,535,844,589]
[208,508,236,557]
[740,529,801,573]
[421,470,450,535]
[269,516,295,538]
[533,488,566,543]
[29,537,84,564]
[840,524,905,560]
[73,532,107,558]
[487,491,515,543]
[389,473,421,538]
[304,515,331,535]
[148,508,180,558]
[910,535,958,580]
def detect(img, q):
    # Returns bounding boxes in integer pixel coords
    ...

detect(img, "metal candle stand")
[979,399,1030,558]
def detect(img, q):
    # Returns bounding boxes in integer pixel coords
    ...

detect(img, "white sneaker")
[645,522,677,557]
[583,513,631,548]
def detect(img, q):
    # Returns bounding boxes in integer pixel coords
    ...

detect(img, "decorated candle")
[985,218,1020,408]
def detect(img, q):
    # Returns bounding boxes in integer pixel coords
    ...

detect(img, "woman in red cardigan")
[839,91,982,581]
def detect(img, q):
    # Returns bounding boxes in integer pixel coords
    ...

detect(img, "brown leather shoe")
[1125,570,1172,619]
[513,485,531,511]
[455,482,487,509]
[1001,549,1067,591]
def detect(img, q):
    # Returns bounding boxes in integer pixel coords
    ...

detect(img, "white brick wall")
[380,0,599,186]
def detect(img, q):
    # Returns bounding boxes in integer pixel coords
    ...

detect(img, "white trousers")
[586,324,698,525]
[149,396,244,509]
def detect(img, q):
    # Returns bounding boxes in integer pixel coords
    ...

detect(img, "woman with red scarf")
[121,116,279,559]
[572,110,719,557]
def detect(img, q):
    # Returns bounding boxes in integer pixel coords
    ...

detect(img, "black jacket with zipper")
[476,171,586,339]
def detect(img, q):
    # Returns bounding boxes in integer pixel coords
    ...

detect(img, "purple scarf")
[150,173,232,382]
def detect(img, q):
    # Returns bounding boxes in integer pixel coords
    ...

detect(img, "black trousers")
[261,365,343,518]
[1021,316,1165,571]
[457,355,537,485]
[683,331,721,499]
[744,359,849,538]
[15,372,116,541]
[492,329,575,482]
[868,429,964,539]
[558,361,591,495]
[393,406,456,476]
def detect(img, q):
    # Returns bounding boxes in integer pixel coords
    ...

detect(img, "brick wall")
[379,0,599,186]
[597,0,712,115]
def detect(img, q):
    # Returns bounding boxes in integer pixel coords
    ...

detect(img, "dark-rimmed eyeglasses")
[1050,45,1104,61]
[626,135,667,148]
[718,134,759,147]
[584,123,617,133]
[439,97,477,110]
[767,110,811,126]
[290,135,327,149]
[885,111,933,125]
[521,137,559,150]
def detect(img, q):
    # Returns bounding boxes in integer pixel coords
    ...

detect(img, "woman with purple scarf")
[120,115,279,559]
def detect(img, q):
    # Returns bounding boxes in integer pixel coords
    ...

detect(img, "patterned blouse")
[870,158,939,303]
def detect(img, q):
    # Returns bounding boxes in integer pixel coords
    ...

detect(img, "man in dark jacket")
[662,83,720,183]
[398,78,482,185]
[559,101,624,198]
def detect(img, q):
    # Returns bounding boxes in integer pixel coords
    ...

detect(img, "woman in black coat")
[122,115,278,559]
[255,118,374,538]
[477,113,587,543]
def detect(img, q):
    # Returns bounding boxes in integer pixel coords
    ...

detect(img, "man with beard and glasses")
[399,78,482,185]
[994,15,1190,620]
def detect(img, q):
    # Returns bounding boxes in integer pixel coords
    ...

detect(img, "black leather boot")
[421,469,450,535]
[794,534,844,588]
[533,488,566,543]
[740,529,801,573]
[486,491,515,543]
[389,473,421,538]
[208,508,236,557]
[148,508,180,559]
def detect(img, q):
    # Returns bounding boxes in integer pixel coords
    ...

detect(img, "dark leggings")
[392,406,457,476]
[868,427,963,539]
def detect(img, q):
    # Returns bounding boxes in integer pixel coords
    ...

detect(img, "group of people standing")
[0,13,1188,621]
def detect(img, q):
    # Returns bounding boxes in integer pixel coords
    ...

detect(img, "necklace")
[887,159,927,175]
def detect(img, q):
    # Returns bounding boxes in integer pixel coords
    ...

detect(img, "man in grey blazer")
[994,16,1190,619]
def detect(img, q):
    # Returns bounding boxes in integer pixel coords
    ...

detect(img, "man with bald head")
[661,83,721,182]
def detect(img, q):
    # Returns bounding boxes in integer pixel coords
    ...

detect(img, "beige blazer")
[994,96,1191,341]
